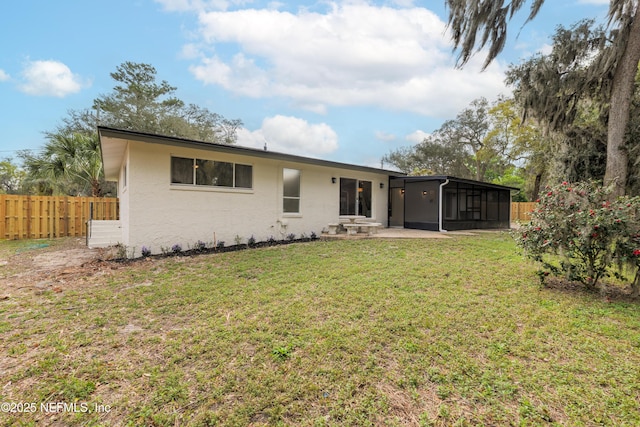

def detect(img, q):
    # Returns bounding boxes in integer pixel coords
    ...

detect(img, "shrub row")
[119,232,319,261]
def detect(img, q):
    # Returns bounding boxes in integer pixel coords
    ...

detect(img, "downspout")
[439,178,449,232]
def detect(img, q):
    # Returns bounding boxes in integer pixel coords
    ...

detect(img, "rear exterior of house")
[389,176,513,231]
[95,127,401,256]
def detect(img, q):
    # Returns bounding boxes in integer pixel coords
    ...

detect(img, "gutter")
[438,178,450,232]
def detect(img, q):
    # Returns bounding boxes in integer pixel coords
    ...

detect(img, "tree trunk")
[632,269,640,298]
[91,179,102,197]
[604,6,640,197]
[532,173,542,201]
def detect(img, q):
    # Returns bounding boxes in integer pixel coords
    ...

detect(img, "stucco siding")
[118,143,130,247]
[123,141,389,255]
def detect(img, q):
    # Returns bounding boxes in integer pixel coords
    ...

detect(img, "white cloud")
[375,131,396,142]
[19,60,88,97]
[538,43,553,55]
[576,0,609,5]
[391,0,416,7]
[0,69,9,81]
[179,43,202,60]
[405,130,430,144]
[187,3,507,117]
[155,0,228,12]
[236,115,338,157]
[154,0,252,12]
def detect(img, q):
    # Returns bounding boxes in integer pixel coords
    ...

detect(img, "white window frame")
[170,156,253,191]
[282,168,301,215]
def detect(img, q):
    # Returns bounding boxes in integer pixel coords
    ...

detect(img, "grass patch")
[1,233,640,425]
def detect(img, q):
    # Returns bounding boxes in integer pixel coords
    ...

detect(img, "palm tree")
[21,132,103,196]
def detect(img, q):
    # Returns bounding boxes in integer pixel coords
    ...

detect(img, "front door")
[389,188,404,227]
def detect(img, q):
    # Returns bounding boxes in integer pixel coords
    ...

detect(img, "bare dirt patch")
[0,238,124,297]
[542,276,638,302]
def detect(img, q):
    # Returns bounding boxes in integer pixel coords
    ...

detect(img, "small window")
[172,156,253,189]
[171,157,194,184]
[235,164,253,188]
[283,168,301,213]
[197,159,233,187]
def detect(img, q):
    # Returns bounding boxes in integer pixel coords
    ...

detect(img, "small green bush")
[193,240,207,252]
[272,345,293,361]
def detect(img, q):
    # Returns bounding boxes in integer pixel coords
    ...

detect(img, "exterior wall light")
[423,190,427,196]
[380,182,384,189]
[401,189,405,194]
[331,177,336,184]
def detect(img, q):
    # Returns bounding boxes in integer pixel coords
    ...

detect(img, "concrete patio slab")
[374,228,452,239]
[321,227,513,240]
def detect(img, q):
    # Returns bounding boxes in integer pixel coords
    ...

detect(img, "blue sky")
[0,0,609,168]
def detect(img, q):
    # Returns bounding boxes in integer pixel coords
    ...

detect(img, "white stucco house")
[91,127,404,255]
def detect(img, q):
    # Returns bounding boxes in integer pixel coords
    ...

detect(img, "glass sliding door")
[339,178,372,217]
[340,178,357,215]
[358,180,372,217]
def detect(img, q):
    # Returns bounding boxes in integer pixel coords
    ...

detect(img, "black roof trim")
[98,126,405,176]
[391,175,519,191]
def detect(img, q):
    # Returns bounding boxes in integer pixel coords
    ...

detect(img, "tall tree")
[0,158,25,194]
[26,62,243,196]
[444,97,493,181]
[95,62,184,135]
[384,97,520,182]
[383,138,469,176]
[93,62,241,143]
[505,21,639,193]
[487,98,548,198]
[446,0,640,196]
[53,62,242,145]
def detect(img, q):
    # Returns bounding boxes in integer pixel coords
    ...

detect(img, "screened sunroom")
[389,176,515,231]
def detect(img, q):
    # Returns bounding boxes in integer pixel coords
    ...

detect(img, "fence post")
[0,195,5,240]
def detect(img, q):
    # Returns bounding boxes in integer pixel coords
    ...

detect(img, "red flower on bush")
[633,249,640,257]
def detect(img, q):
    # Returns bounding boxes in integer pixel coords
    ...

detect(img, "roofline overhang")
[98,126,406,180]
[390,175,519,191]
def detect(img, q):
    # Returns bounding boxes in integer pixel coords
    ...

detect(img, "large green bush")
[515,181,640,295]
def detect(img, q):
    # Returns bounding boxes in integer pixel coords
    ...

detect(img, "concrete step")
[88,220,121,248]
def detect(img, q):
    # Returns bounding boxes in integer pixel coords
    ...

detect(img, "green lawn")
[1,233,640,426]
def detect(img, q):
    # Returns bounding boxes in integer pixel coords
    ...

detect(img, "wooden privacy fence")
[511,202,537,222]
[0,195,119,240]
